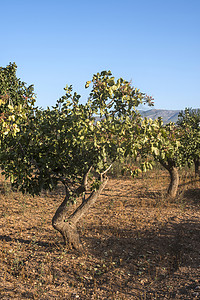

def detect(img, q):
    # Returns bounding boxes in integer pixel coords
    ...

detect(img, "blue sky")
[1,0,199,110]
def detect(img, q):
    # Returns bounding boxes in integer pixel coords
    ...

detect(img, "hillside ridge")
[139,109,180,124]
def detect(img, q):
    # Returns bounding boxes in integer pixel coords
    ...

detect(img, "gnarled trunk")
[167,166,179,198]
[194,159,199,177]
[52,177,108,250]
[160,160,179,198]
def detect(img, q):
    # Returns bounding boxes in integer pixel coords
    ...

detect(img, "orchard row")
[0,63,199,250]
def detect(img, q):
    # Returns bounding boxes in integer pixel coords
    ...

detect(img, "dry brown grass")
[0,168,199,299]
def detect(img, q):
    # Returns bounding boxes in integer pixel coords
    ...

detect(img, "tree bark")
[159,160,179,198]
[52,177,108,250]
[167,166,179,198]
[194,159,199,177]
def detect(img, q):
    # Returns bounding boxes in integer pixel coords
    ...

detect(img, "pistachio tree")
[177,108,200,176]
[0,70,153,250]
[0,62,35,137]
[136,118,183,197]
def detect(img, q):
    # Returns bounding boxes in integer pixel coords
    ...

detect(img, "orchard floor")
[0,169,200,299]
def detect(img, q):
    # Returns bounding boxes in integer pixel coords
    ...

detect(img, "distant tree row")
[0,63,199,250]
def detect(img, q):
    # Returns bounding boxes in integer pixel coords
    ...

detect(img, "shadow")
[85,217,200,267]
[0,234,63,251]
[136,190,165,199]
[1,216,200,298]
[82,217,200,298]
[182,188,200,204]
[0,182,12,194]
[179,178,200,187]
[41,184,65,197]
[136,187,200,207]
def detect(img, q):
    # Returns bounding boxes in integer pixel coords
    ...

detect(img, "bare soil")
[0,169,199,299]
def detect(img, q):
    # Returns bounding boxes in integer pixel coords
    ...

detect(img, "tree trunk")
[52,177,108,250]
[167,166,179,198]
[159,160,179,198]
[194,159,199,177]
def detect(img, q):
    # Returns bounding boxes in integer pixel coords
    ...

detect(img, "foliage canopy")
[0,62,35,137]
[0,70,153,198]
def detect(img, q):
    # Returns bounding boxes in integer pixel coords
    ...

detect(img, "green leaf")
[85,81,91,88]
[151,146,159,156]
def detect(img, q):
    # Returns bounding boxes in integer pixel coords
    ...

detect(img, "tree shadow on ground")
[0,234,63,252]
[85,217,200,269]
[136,187,200,207]
[182,188,200,204]
[83,218,200,299]
[135,190,165,199]
[179,178,200,187]
[1,215,199,298]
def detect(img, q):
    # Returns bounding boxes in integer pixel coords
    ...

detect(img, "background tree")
[135,118,184,198]
[0,70,153,250]
[177,108,200,176]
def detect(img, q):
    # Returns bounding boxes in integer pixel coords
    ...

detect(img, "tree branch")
[100,163,113,181]
[74,166,93,197]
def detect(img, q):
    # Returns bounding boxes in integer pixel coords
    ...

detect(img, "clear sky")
[1,0,199,110]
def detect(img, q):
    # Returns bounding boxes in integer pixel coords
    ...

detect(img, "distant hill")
[139,109,180,124]
[96,108,199,124]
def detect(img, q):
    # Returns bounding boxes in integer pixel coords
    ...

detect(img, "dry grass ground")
[0,168,199,299]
